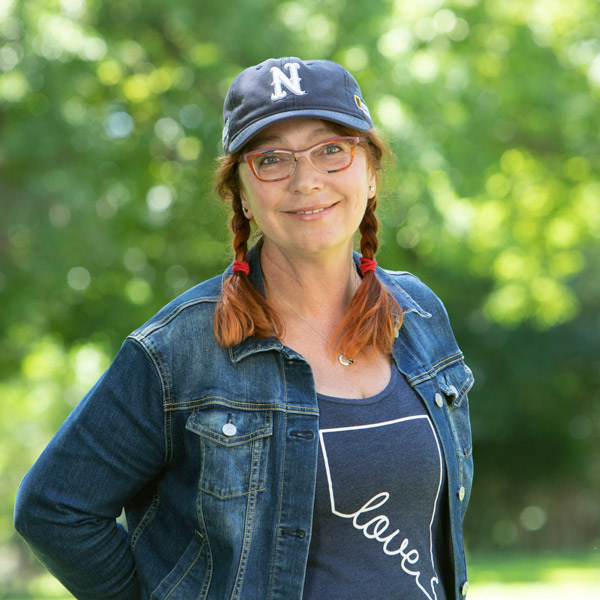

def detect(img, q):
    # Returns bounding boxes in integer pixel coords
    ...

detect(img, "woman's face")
[238,118,376,262]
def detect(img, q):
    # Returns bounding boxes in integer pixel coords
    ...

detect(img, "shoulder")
[377,264,469,381]
[130,271,225,343]
[376,266,449,321]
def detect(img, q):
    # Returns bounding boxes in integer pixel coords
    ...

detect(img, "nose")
[289,155,324,194]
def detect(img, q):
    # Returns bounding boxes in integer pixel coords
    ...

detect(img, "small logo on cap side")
[354,94,370,117]
[270,62,306,101]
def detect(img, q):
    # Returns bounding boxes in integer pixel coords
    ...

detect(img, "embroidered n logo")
[270,62,306,101]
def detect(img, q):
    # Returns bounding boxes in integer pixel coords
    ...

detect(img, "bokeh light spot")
[67,266,91,291]
[105,111,134,139]
[519,506,548,532]
[146,185,173,213]
[125,278,152,305]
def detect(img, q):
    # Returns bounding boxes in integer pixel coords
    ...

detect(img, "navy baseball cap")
[222,57,373,154]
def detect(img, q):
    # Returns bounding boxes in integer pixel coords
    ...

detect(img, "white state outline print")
[319,415,443,600]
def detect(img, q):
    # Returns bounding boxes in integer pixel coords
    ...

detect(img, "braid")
[332,192,402,359]
[359,196,379,259]
[213,182,282,346]
[231,197,251,262]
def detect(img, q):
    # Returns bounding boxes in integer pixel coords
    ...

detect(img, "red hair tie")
[232,260,250,276]
[359,257,377,275]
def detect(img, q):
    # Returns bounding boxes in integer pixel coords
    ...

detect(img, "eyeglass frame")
[239,136,368,182]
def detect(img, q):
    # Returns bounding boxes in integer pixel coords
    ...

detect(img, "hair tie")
[232,260,250,276]
[359,257,377,275]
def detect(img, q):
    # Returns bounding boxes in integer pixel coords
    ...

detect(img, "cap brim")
[226,109,372,153]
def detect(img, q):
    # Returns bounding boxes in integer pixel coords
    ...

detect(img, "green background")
[2,0,599,594]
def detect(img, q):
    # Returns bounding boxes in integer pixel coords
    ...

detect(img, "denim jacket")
[15,247,474,600]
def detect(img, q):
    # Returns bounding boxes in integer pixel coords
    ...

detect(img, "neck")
[260,241,360,320]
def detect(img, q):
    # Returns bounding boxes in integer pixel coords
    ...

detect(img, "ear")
[367,170,377,199]
[239,189,253,220]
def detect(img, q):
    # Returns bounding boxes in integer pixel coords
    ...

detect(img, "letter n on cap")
[270,62,306,101]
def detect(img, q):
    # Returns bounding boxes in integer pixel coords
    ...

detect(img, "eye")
[256,153,281,167]
[323,142,344,154]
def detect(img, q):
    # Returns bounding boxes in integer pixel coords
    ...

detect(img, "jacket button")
[434,393,444,408]
[458,486,466,502]
[222,423,237,436]
[222,414,237,436]
[460,581,470,596]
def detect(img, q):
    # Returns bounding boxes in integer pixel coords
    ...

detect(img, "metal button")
[458,486,466,502]
[460,581,470,596]
[434,393,444,408]
[222,423,237,436]
[222,413,237,437]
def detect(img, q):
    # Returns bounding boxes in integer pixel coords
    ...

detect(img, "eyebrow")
[248,134,284,149]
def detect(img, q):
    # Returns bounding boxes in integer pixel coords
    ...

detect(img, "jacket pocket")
[150,531,209,600]
[435,362,474,515]
[435,362,474,458]
[186,405,273,498]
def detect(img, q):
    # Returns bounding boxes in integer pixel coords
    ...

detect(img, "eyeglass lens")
[251,139,355,181]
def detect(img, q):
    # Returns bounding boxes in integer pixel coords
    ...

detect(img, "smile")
[293,208,326,215]
[288,201,339,216]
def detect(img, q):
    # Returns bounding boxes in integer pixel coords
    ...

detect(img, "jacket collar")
[374,263,432,319]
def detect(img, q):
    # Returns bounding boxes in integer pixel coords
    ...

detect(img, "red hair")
[212,124,402,360]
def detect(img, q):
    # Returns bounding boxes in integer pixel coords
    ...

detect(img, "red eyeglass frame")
[240,136,367,182]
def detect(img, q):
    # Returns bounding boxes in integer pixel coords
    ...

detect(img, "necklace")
[277,296,355,366]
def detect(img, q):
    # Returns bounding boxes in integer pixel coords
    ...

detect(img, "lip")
[284,201,338,218]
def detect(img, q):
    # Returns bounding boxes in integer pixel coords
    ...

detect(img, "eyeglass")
[240,136,367,182]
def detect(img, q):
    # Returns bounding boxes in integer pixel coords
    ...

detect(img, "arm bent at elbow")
[14,338,166,599]
[15,481,141,599]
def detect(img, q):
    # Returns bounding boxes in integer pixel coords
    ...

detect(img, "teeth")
[295,208,325,214]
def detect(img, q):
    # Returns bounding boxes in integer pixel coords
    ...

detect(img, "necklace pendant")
[338,354,354,366]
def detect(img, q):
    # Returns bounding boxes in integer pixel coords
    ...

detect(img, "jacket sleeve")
[14,338,167,599]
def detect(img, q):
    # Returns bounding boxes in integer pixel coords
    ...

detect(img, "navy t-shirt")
[302,366,451,600]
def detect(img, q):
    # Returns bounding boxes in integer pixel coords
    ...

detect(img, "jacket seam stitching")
[231,488,260,597]
[130,492,160,550]
[269,353,289,600]
[134,296,220,338]
[128,335,173,465]
[167,397,318,414]
[407,351,464,386]
[163,533,206,600]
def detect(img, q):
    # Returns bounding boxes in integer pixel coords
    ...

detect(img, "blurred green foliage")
[1,0,599,593]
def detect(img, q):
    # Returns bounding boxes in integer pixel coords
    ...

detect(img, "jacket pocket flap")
[436,364,474,407]
[186,405,273,446]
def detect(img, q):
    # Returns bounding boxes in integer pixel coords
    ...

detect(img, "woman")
[15,57,474,600]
